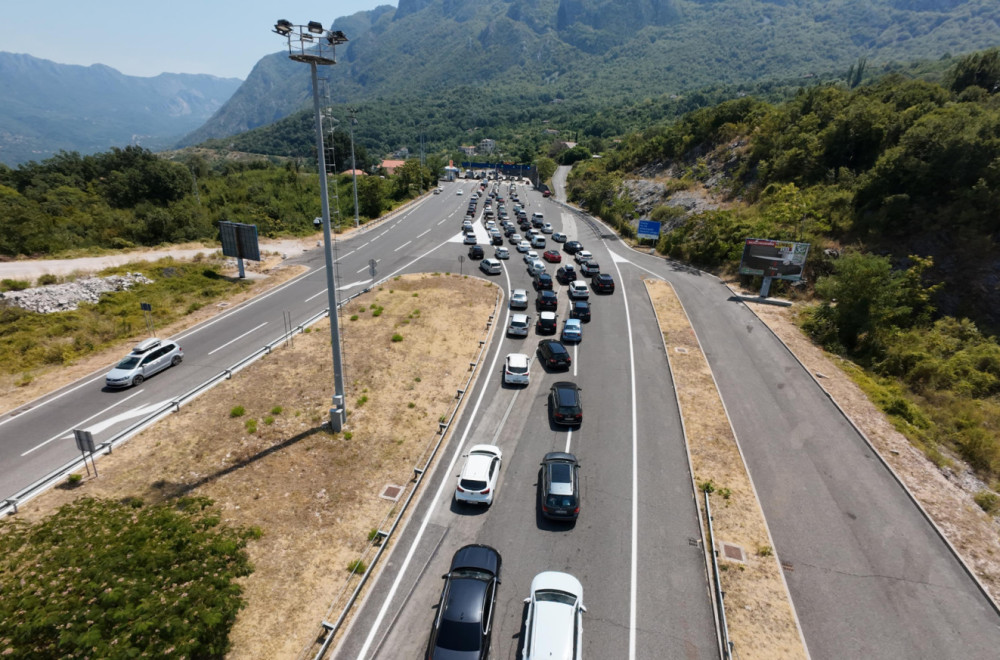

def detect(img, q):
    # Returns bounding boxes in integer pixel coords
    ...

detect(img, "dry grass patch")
[645,278,805,660]
[12,273,498,660]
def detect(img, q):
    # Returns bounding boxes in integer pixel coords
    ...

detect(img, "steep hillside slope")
[184,0,1000,146]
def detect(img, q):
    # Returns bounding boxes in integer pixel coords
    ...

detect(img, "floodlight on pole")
[273,19,349,431]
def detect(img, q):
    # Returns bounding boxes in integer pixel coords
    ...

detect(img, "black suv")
[426,544,502,659]
[548,381,582,426]
[580,261,600,277]
[535,289,558,311]
[563,241,584,255]
[532,272,554,291]
[468,245,484,260]
[537,339,572,370]
[491,234,504,246]
[536,312,558,335]
[556,265,577,284]
[570,300,591,322]
[591,273,615,294]
[539,452,580,521]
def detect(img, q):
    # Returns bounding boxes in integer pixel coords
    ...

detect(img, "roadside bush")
[0,279,30,292]
[0,496,254,658]
[230,405,245,418]
[36,274,58,286]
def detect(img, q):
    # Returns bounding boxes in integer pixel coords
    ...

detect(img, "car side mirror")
[442,574,449,579]
[523,597,531,604]
[581,604,587,612]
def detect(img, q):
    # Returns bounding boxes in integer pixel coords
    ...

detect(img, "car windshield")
[436,618,482,652]
[115,356,141,369]
[535,589,577,605]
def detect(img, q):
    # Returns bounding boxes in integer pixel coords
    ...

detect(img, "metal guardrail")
[304,288,502,660]
[704,491,734,660]
[0,289,373,519]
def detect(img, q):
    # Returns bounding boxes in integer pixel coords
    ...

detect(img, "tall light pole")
[273,19,349,432]
[347,109,360,228]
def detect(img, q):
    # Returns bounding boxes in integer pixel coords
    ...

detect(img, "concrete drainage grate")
[380,484,403,501]
[720,542,745,563]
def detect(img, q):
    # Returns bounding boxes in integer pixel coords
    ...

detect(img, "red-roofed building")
[380,159,406,174]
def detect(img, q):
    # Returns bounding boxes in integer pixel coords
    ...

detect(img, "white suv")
[522,572,586,659]
[105,338,183,388]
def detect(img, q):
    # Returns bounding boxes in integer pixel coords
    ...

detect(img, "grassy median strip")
[645,279,806,660]
[6,273,496,660]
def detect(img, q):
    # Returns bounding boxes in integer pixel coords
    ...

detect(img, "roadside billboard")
[738,238,810,282]
[637,219,661,240]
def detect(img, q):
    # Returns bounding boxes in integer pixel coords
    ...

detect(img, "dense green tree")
[805,253,937,358]
[0,496,256,659]
[948,47,1000,95]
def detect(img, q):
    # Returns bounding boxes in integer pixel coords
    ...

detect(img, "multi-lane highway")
[3,176,999,659]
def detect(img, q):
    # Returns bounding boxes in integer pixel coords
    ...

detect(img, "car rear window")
[460,479,488,491]
[508,364,528,374]
[436,619,482,652]
[557,388,577,406]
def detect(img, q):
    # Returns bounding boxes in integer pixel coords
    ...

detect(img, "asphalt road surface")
[4,176,999,659]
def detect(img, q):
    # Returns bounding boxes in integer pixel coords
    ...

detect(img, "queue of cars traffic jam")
[432,180,608,658]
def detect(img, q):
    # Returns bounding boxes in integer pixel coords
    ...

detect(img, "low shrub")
[230,405,246,418]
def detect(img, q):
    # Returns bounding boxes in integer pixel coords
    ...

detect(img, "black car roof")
[543,451,577,463]
[552,381,579,405]
[442,577,488,625]
[450,544,501,576]
[542,339,568,354]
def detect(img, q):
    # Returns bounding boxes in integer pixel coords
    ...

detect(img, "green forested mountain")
[183,0,1000,154]
[0,53,241,166]
[566,48,1000,479]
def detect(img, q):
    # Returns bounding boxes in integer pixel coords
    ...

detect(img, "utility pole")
[348,109,360,228]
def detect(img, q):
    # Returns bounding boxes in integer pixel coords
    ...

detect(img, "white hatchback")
[522,572,586,660]
[517,240,531,253]
[455,444,503,506]
[574,250,593,264]
[508,313,530,337]
[503,352,530,386]
[510,289,529,309]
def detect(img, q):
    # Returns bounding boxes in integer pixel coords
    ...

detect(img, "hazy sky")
[0,1,392,80]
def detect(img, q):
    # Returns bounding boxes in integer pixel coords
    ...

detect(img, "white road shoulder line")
[353,250,511,659]
[21,388,146,456]
[207,322,268,356]
[609,249,639,660]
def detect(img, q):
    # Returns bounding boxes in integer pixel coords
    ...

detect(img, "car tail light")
[480,489,490,494]
[573,507,580,514]
[541,505,549,513]
[574,414,582,419]
[457,486,466,493]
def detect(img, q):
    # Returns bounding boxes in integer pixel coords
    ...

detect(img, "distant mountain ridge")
[0,52,241,166]
[183,0,1000,148]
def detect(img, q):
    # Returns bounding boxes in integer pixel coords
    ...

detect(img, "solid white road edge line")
[354,252,512,659]
[610,245,639,660]
[21,389,146,456]
[207,322,268,356]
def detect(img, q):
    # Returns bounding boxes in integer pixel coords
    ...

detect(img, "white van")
[479,258,502,275]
